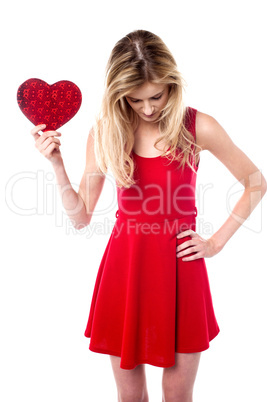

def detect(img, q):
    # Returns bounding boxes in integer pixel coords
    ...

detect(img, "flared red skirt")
[84,210,220,370]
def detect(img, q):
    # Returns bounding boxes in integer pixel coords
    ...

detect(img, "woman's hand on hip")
[176,230,220,261]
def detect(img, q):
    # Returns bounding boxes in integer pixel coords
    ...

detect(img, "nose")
[142,101,154,116]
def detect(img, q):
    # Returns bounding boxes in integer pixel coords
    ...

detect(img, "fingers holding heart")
[39,134,61,154]
[32,125,62,160]
[30,124,47,140]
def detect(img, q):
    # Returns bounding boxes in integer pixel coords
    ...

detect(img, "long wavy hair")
[93,29,201,188]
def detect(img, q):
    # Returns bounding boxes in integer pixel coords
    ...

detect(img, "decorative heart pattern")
[17,78,82,131]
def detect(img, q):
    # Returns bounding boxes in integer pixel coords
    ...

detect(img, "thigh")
[162,352,201,394]
[109,355,148,394]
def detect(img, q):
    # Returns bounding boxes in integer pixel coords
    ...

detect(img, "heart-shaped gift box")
[17,78,82,131]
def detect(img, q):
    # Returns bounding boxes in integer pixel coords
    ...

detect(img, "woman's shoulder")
[195,109,230,151]
[185,106,216,130]
[185,107,221,150]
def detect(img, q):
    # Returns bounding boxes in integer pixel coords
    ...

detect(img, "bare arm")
[76,128,106,227]
[177,111,267,261]
[32,124,105,230]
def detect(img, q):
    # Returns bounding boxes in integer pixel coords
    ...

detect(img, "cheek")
[131,104,141,113]
[160,95,169,108]
[126,99,137,111]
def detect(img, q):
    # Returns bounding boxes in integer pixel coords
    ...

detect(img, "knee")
[162,392,192,402]
[162,384,192,402]
[118,387,149,402]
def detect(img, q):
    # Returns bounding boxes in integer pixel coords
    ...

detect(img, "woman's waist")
[115,206,198,223]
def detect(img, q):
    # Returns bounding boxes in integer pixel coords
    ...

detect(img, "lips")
[143,113,155,117]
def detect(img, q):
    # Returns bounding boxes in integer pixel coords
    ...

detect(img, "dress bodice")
[116,107,198,222]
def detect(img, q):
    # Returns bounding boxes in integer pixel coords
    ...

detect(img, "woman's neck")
[135,118,159,136]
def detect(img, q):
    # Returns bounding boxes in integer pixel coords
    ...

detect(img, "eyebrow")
[128,91,164,100]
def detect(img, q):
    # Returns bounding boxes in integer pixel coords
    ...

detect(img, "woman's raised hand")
[31,124,63,166]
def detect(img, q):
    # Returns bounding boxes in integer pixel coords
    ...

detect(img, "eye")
[152,95,163,100]
[128,94,163,103]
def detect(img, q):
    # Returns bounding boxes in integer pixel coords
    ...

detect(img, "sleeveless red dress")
[84,106,220,370]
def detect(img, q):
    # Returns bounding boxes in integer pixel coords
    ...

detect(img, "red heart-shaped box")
[17,78,82,131]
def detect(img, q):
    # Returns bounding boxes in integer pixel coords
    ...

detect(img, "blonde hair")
[93,29,201,188]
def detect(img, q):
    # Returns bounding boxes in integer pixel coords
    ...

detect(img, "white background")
[1,0,267,401]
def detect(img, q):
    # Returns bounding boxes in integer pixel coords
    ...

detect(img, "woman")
[31,30,266,402]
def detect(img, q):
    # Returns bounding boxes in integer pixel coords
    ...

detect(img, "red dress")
[84,106,220,370]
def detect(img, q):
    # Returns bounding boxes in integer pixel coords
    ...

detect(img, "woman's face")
[125,82,169,123]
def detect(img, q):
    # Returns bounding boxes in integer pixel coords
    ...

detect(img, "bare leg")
[162,352,201,402]
[109,355,149,402]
